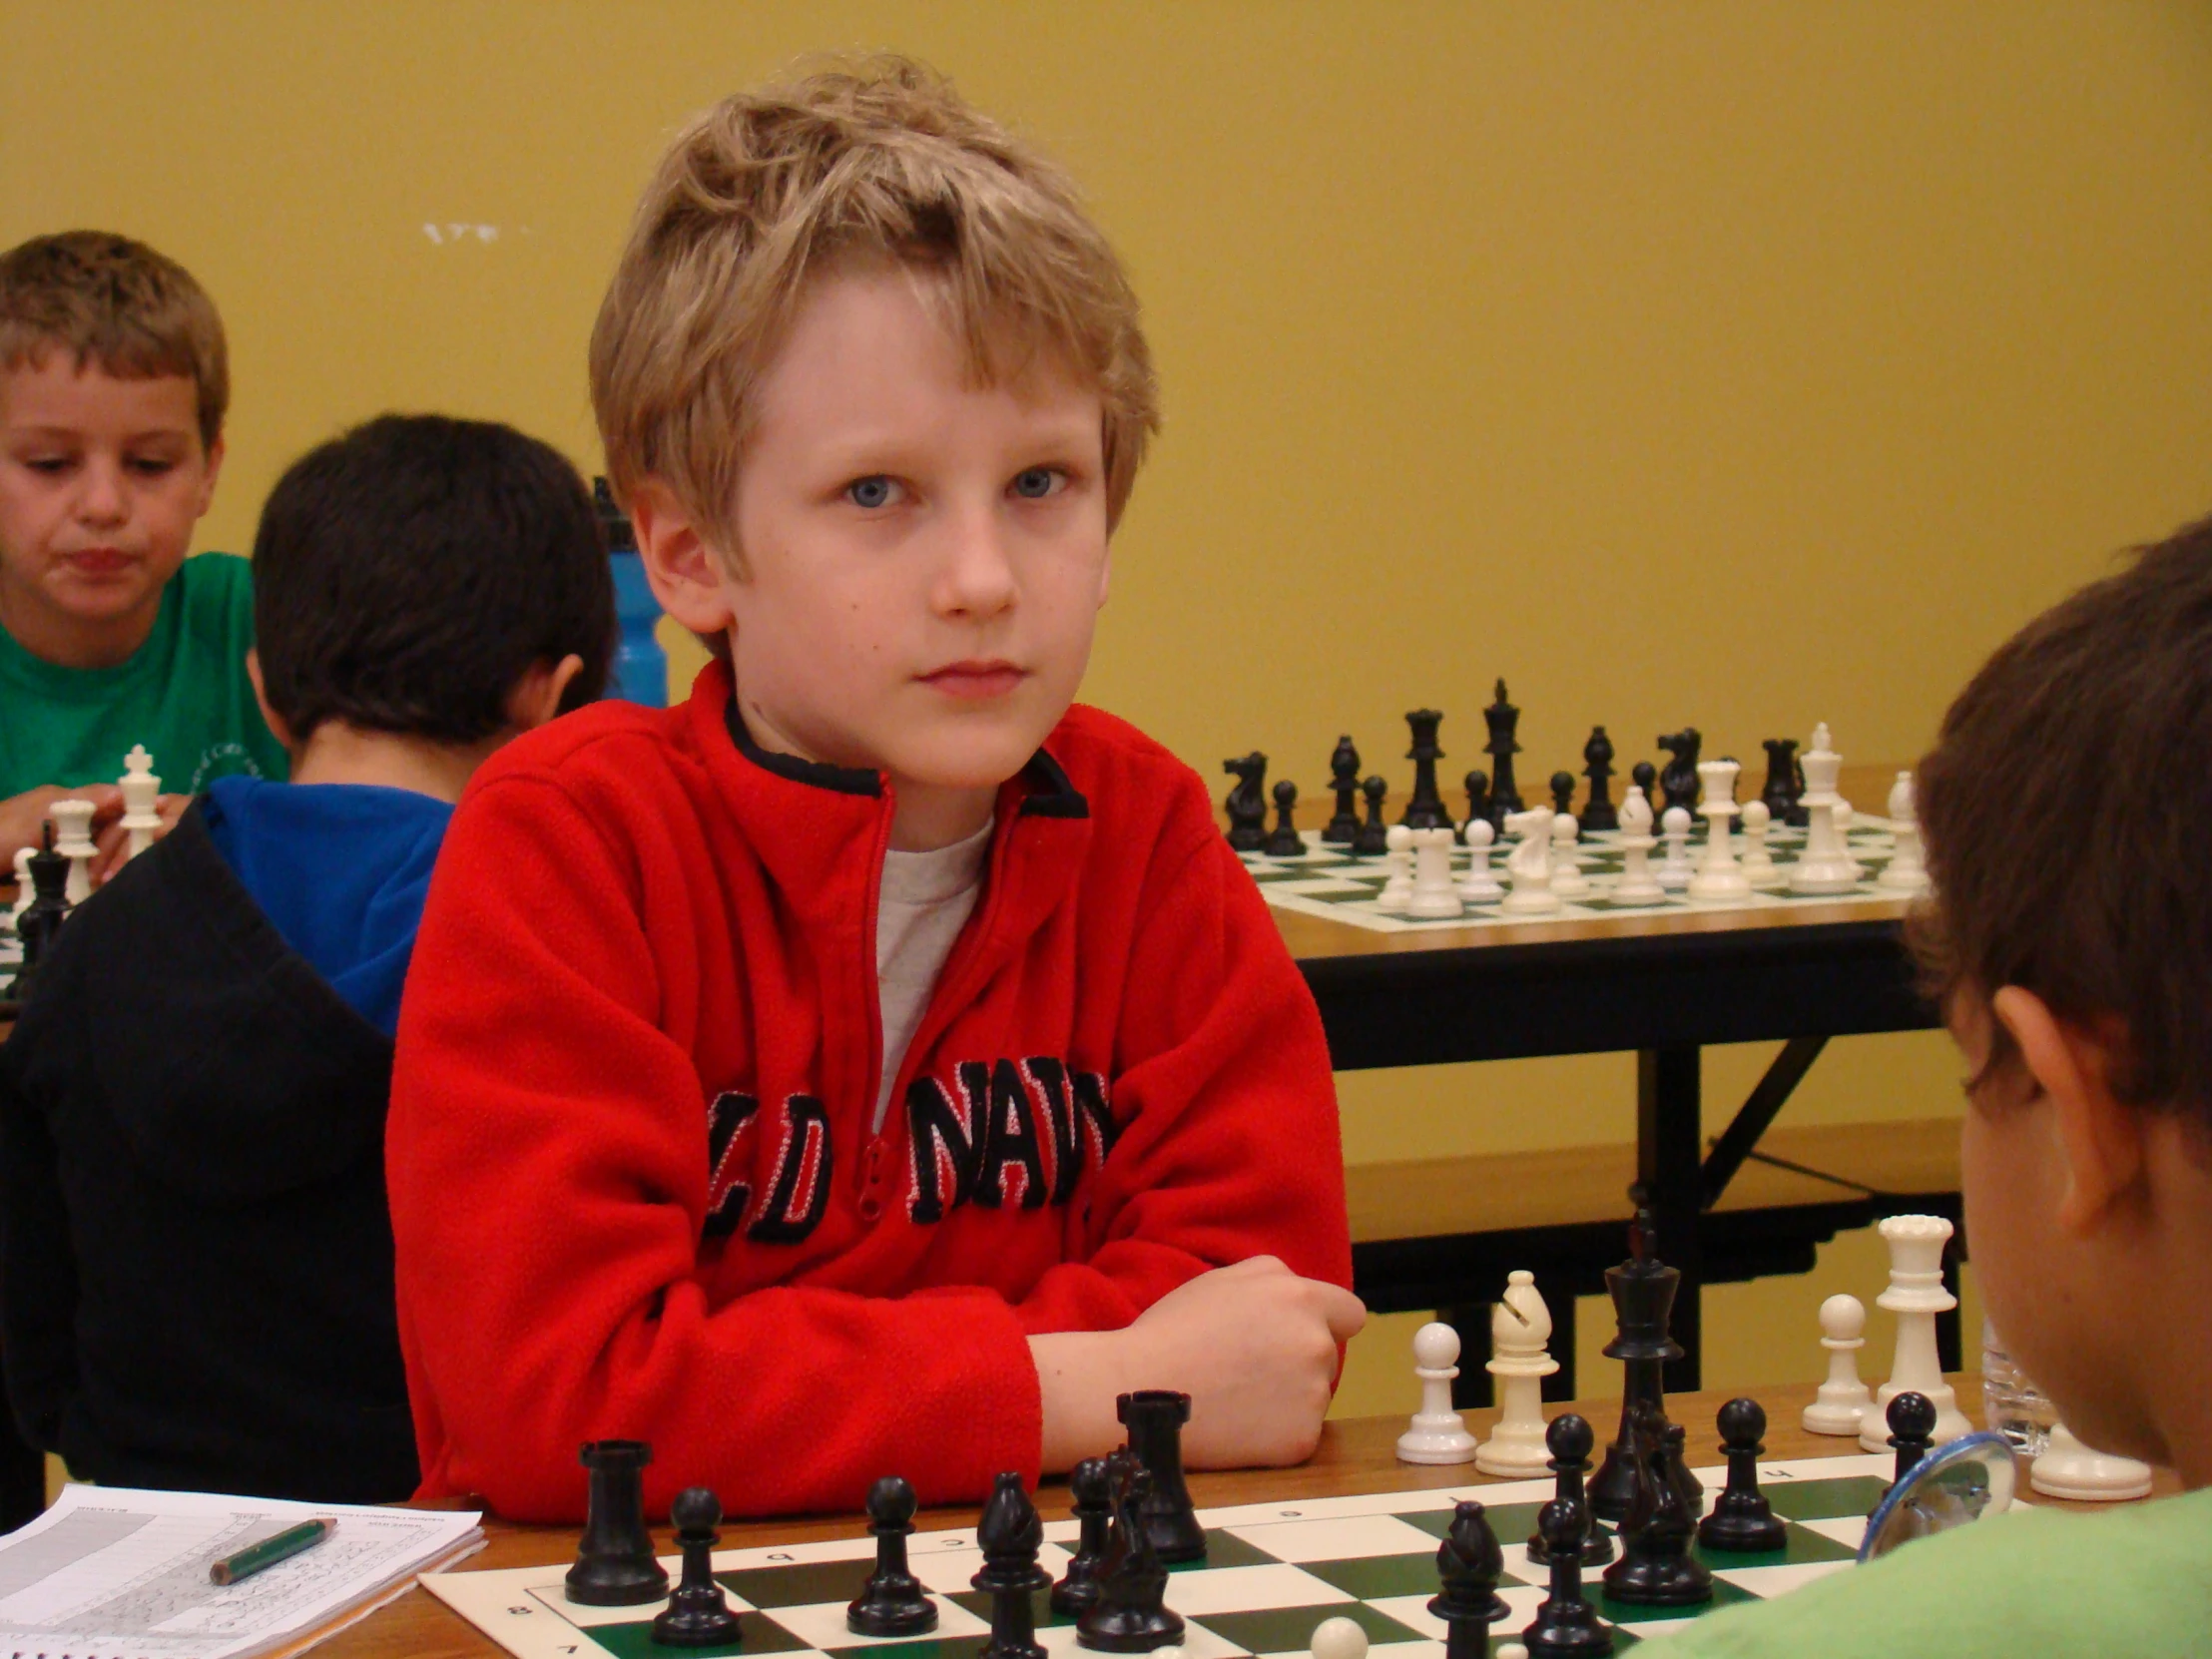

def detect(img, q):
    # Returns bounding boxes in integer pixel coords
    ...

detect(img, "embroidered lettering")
[702,1092,759,1240]
[975,1057,1048,1210]
[747,1094,833,1244]
[906,1069,984,1223]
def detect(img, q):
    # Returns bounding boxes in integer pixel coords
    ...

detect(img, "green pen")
[209,1517,335,1585]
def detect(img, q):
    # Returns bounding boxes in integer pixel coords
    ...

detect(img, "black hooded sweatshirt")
[0,802,418,1502]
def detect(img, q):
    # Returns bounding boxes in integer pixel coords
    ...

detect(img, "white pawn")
[2030,1421,2153,1502]
[1396,1322,1479,1464]
[1407,827,1463,919]
[1863,1215,1974,1449]
[1613,788,1665,903]
[8,846,31,929]
[1379,825,1415,912]
[1739,799,1785,887]
[117,744,162,863]
[1500,807,1560,915]
[1548,813,1591,899]
[1878,771,1930,893]
[1475,1271,1556,1476]
[48,799,98,906]
[1791,724,1860,894]
[1457,819,1503,901]
[1309,1618,1368,1659]
[1655,806,1695,889]
[1687,759,1750,899]
[1801,1293,1873,1434]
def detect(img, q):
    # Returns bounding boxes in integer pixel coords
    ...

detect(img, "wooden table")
[1273,766,1941,1391]
[318,1377,2177,1659]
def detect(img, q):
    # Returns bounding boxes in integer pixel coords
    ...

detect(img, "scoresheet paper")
[0,1483,484,1659]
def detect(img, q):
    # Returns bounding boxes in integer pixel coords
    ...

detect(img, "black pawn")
[1399,710,1450,830]
[1118,1389,1206,1563]
[1760,739,1800,828]
[1656,730,1702,817]
[1629,761,1658,818]
[1601,1411,1712,1607]
[6,824,70,1003]
[1353,775,1390,856]
[1522,1495,1613,1658]
[1222,754,1270,852]
[1052,1456,1114,1616]
[848,1475,936,1636]
[973,1472,1050,1659]
[1886,1391,1937,1491]
[1697,1399,1787,1553]
[1527,1412,1612,1568]
[1076,1459,1184,1652]
[1482,679,1524,826]
[652,1486,743,1647]
[1426,1500,1508,1659]
[1580,728,1619,832]
[566,1439,668,1606]
[1264,781,1305,857]
[1550,770,1576,817]
[1460,770,1490,844]
[1323,737,1363,844]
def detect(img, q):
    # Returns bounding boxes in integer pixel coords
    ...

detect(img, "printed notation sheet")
[0,1483,483,1659]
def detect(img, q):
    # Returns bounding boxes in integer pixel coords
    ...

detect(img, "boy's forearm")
[1029,1328,1145,1473]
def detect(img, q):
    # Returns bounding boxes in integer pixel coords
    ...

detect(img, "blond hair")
[0,231,229,451]
[590,56,1158,567]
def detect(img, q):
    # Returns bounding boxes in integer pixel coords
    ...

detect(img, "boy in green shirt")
[0,231,285,875]
[1670,518,2212,1654]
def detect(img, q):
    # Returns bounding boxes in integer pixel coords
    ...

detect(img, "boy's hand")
[89,793,188,882]
[1031,1257,1367,1474]
[0,785,123,875]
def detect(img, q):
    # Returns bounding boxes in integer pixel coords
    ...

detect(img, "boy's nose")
[74,459,129,526]
[933,511,1018,620]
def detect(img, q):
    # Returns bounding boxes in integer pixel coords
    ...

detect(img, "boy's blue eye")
[847,476,894,509]
[1012,467,1061,499]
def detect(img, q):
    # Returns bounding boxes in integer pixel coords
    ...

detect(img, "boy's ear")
[194,433,226,517]
[628,480,737,638]
[1989,985,2146,1233]
[505,654,586,733]
[244,649,295,755]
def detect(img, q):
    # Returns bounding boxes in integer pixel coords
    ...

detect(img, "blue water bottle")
[596,477,668,707]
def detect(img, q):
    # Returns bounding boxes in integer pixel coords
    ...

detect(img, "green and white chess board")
[423,1451,1895,1659]
[1241,822,1916,933]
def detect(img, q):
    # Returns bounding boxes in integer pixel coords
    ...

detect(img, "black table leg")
[1638,1046,1703,1392]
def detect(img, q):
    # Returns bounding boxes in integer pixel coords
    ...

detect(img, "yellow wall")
[7,3,2209,1414]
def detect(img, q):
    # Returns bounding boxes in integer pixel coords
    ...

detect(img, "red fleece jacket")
[387,664,1350,1521]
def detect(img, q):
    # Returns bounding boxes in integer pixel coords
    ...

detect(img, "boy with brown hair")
[1670,519,2212,1653]
[0,231,285,870]
[1,413,613,1503]
[388,57,1362,1521]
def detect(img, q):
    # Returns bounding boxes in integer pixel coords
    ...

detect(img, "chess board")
[1242,822,1916,933]
[423,1452,1893,1658]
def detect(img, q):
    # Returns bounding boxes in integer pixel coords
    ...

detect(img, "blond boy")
[387,58,1362,1522]
[0,231,284,871]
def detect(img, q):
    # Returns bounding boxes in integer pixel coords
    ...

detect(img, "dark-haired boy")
[0,230,286,873]
[1671,518,2212,1654]
[0,414,614,1503]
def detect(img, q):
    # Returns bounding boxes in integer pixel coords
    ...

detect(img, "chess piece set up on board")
[1381,1195,2152,1656]
[1797,1216,2155,1503]
[563,1389,1208,1654]
[1,745,161,1005]
[1222,686,1931,920]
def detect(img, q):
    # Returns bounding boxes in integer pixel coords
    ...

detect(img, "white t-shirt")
[871,818,994,1132]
